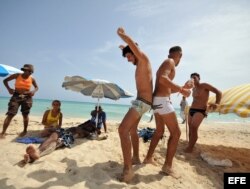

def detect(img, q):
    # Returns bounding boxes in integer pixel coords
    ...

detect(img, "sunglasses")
[23,70,33,74]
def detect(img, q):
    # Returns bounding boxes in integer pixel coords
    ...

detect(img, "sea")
[0,97,249,124]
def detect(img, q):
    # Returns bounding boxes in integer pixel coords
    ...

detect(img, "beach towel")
[16,137,44,144]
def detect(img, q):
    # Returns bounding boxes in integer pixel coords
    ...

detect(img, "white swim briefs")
[153,97,175,115]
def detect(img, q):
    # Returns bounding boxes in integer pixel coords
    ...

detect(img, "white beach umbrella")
[62,75,134,126]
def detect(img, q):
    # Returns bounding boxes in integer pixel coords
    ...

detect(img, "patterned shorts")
[131,97,152,117]
[6,93,33,116]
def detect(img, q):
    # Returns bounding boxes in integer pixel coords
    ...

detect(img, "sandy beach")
[0,115,249,189]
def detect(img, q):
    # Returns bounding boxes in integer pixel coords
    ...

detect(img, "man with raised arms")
[117,27,153,183]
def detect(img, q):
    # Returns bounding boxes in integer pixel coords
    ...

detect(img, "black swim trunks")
[189,108,207,117]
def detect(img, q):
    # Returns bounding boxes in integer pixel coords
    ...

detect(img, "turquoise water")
[0,96,249,123]
[0,96,145,121]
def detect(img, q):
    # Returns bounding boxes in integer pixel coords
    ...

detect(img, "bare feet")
[19,131,27,137]
[132,156,141,165]
[143,157,158,166]
[24,154,31,163]
[96,135,108,141]
[161,165,180,179]
[25,145,40,162]
[118,169,135,183]
[0,133,6,139]
[184,147,193,153]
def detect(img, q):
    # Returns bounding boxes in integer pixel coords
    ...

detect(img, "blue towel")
[16,137,44,144]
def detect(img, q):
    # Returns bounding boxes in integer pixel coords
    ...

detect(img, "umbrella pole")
[96,98,100,128]
[185,113,188,142]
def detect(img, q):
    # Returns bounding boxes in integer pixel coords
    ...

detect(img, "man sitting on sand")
[90,106,107,134]
[23,120,98,163]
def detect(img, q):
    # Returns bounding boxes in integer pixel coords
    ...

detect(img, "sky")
[0,0,249,107]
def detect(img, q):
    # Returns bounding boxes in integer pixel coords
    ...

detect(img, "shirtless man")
[117,27,153,183]
[1,64,38,138]
[185,72,221,153]
[143,46,192,178]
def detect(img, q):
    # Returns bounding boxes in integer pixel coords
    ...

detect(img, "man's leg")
[0,114,15,138]
[143,113,165,164]
[20,97,32,137]
[185,113,204,153]
[130,118,141,164]
[118,108,140,183]
[1,96,19,138]
[20,114,29,137]
[161,112,181,178]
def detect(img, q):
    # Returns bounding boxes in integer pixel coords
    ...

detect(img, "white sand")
[0,115,250,189]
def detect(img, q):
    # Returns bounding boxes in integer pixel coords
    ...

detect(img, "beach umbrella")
[208,83,250,118]
[62,75,134,126]
[0,64,23,77]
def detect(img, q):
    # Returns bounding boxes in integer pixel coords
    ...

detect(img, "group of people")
[117,27,221,182]
[0,66,107,162]
[23,101,107,164]
[0,27,222,183]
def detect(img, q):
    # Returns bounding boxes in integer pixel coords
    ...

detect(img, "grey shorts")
[131,98,152,117]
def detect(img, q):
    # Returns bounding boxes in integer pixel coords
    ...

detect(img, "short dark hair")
[95,106,102,111]
[52,100,61,106]
[169,46,182,54]
[190,72,200,79]
[122,45,134,57]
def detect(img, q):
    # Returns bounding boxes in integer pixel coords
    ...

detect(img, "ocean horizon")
[0,96,249,123]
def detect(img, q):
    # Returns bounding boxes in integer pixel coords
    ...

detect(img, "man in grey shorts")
[117,27,153,183]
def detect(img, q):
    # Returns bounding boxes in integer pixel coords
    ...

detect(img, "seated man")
[23,120,97,163]
[90,106,107,134]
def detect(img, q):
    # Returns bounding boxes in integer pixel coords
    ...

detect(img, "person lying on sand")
[21,120,107,164]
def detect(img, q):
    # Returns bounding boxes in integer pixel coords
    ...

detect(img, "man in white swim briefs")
[143,46,193,178]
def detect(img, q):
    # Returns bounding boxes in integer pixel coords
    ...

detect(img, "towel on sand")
[16,137,44,144]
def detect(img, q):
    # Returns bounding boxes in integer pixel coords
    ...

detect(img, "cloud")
[116,0,172,18]
[94,40,119,54]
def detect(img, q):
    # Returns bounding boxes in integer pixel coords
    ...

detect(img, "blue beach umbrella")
[0,64,22,77]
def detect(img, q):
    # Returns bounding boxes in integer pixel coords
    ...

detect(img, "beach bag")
[138,127,156,142]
